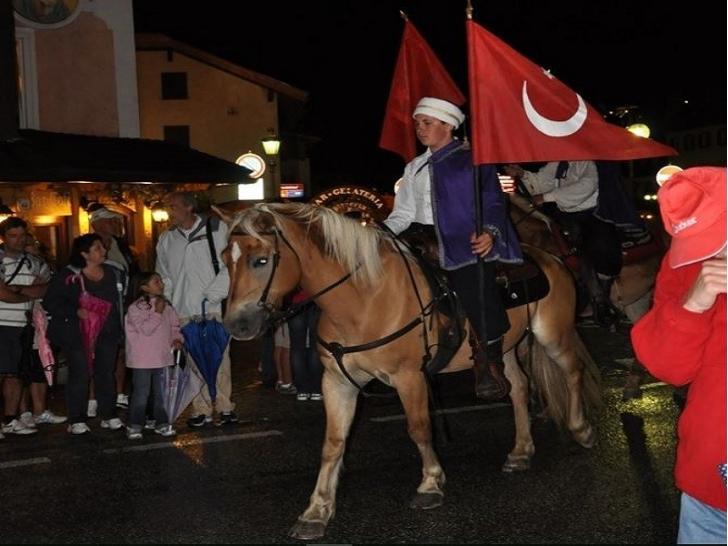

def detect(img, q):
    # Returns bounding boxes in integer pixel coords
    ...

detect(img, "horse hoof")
[502,454,531,472]
[575,426,598,449]
[409,492,444,510]
[288,518,327,541]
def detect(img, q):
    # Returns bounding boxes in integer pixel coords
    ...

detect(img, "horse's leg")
[289,370,359,541]
[502,348,535,472]
[544,338,596,449]
[394,370,446,509]
[621,289,653,400]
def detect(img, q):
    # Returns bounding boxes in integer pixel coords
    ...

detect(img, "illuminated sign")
[656,165,683,187]
[235,153,266,179]
[312,186,385,209]
[280,183,305,199]
[238,179,265,201]
[311,185,389,223]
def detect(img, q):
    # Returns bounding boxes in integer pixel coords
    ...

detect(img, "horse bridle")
[234,228,354,326]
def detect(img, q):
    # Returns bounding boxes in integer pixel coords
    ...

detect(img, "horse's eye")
[252,257,269,268]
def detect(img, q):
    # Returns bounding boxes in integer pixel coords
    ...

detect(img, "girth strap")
[318,315,424,398]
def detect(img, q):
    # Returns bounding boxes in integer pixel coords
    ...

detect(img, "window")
[161,72,188,100]
[163,125,190,148]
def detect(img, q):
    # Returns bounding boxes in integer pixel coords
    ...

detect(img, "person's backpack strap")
[110,266,125,329]
[4,253,30,285]
[205,215,220,275]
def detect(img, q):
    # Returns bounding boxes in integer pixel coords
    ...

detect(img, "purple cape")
[429,141,523,270]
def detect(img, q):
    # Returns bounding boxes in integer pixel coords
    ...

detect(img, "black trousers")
[447,261,510,345]
[555,209,623,277]
[65,335,119,424]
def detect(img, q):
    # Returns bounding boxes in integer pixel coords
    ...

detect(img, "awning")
[0,129,252,183]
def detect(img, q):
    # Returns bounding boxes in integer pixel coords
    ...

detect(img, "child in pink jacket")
[125,272,183,440]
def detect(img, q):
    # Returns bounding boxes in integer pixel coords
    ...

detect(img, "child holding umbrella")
[124,272,183,440]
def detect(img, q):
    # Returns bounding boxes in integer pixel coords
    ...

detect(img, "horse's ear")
[212,205,234,225]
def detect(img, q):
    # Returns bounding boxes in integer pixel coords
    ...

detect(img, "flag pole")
[399,10,408,21]
[466,0,491,353]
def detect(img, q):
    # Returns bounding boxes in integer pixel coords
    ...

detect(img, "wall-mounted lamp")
[0,199,16,224]
[151,202,169,223]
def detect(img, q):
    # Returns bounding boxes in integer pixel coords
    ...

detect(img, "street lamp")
[261,132,281,199]
[626,123,651,139]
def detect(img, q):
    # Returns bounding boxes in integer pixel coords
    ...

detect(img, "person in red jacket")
[631,166,726,544]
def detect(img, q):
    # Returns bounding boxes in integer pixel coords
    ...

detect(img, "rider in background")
[384,97,523,401]
[631,167,726,544]
[504,161,623,325]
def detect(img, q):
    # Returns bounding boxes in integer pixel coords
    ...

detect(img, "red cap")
[658,166,727,268]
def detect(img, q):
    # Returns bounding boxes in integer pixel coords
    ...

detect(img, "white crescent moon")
[522,81,587,137]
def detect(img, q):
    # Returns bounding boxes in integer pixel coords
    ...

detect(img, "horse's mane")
[230,203,401,284]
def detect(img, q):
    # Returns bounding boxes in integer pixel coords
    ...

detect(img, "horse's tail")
[529,332,603,429]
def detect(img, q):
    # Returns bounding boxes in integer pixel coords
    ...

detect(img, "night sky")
[132,0,726,192]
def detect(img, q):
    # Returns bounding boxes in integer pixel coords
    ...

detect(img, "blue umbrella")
[181,302,230,401]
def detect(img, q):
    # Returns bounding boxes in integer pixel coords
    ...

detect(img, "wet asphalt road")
[0,319,681,544]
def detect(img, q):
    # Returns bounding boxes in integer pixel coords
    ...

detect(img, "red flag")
[466,20,677,164]
[380,20,466,162]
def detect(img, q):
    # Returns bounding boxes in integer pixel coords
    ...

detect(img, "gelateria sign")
[312,186,385,213]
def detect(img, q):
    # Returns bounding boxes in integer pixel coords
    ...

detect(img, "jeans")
[288,305,323,394]
[128,368,169,430]
[65,336,119,424]
[677,493,727,544]
[260,327,277,386]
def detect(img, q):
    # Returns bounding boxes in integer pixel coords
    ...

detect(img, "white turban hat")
[413,97,465,129]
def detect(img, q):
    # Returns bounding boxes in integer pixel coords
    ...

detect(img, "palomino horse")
[219,203,601,540]
[508,193,665,397]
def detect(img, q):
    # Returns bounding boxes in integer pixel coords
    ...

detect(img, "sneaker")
[296,392,311,401]
[87,399,98,418]
[310,393,323,402]
[67,422,91,435]
[100,418,124,430]
[34,410,68,425]
[116,393,129,410]
[144,419,156,430]
[187,414,212,428]
[19,411,37,429]
[155,424,176,437]
[2,419,37,435]
[126,427,142,440]
[275,382,298,395]
[219,411,239,425]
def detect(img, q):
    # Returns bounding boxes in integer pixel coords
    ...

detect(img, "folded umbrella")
[32,304,55,386]
[162,349,204,424]
[67,274,112,374]
[181,301,230,401]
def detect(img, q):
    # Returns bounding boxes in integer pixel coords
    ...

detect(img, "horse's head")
[218,205,302,340]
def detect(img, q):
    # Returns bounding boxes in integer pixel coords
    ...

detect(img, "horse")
[218,202,601,540]
[508,192,665,397]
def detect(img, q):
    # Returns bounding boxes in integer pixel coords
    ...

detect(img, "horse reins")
[240,228,355,325]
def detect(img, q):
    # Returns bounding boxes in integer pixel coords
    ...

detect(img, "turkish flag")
[379,20,466,162]
[466,20,677,164]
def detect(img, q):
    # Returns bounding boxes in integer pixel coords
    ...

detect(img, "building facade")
[135,34,310,201]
